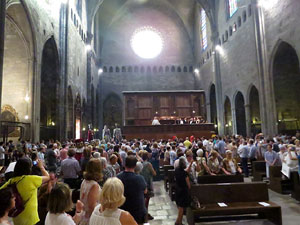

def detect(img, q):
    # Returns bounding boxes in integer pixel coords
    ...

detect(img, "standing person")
[0,187,15,225]
[0,158,50,225]
[45,182,83,225]
[150,143,159,180]
[79,158,102,225]
[217,137,226,157]
[238,141,250,177]
[45,144,57,173]
[117,156,147,224]
[0,142,5,167]
[175,157,191,225]
[249,139,258,166]
[89,177,137,225]
[60,149,81,189]
[264,144,278,178]
[140,151,156,220]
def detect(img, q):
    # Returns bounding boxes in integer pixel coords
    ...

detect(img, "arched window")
[159,66,164,73]
[238,16,242,27]
[201,9,208,50]
[128,66,132,73]
[243,11,247,22]
[177,66,182,72]
[171,66,175,72]
[183,66,188,72]
[122,66,126,73]
[134,66,139,73]
[109,66,113,73]
[165,66,169,72]
[116,67,120,73]
[103,66,107,73]
[147,66,151,73]
[248,4,252,17]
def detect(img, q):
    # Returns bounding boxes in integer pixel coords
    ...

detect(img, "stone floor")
[147,180,300,225]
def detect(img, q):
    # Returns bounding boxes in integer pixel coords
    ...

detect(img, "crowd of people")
[0,132,299,225]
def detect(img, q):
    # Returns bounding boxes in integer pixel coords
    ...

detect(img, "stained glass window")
[201,9,207,50]
[228,0,238,18]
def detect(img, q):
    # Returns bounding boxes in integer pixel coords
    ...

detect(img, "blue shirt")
[61,157,81,179]
[264,151,277,166]
[249,145,258,159]
[117,171,147,222]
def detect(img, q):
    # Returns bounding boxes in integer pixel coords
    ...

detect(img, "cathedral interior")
[1,1,300,225]
[1,0,300,142]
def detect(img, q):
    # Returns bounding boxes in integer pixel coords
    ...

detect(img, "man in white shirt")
[152,117,160,125]
[0,142,5,166]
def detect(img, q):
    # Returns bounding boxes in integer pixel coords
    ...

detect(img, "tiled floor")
[147,180,300,225]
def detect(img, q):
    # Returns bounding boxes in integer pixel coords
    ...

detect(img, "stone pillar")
[206,102,211,123]
[0,0,6,115]
[213,38,225,135]
[252,0,278,136]
[59,1,69,140]
[231,107,237,135]
[245,104,251,137]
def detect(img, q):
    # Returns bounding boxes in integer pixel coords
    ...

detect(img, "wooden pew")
[187,182,282,225]
[197,174,244,184]
[163,165,174,191]
[269,166,293,194]
[167,169,176,201]
[252,161,266,181]
[291,171,300,201]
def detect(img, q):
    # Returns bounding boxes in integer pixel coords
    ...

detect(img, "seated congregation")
[0,133,299,225]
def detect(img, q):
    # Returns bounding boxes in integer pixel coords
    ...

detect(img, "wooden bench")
[187,182,282,225]
[291,171,300,201]
[163,165,174,191]
[197,174,244,184]
[269,166,293,194]
[167,169,176,201]
[252,161,266,181]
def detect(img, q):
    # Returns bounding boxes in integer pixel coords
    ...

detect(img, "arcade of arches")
[0,0,299,141]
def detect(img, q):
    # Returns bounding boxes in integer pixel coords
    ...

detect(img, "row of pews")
[252,161,300,200]
[162,165,283,225]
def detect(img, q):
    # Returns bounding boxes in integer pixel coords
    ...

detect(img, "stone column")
[245,104,251,137]
[0,0,6,115]
[231,107,237,135]
[206,102,211,123]
[59,1,69,141]
[213,38,225,135]
[252,0,277,136]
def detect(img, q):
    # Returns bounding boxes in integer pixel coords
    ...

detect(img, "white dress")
[89,204,124,225]
[45,213,75,225]
[79,180,101,225]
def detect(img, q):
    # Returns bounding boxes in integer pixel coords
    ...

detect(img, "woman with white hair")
[89,177,137,225]
[222,150,242,175]
[196,149,213,176]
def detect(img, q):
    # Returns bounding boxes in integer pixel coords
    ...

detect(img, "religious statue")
[113,123,122,143]
[102,125,111,143]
